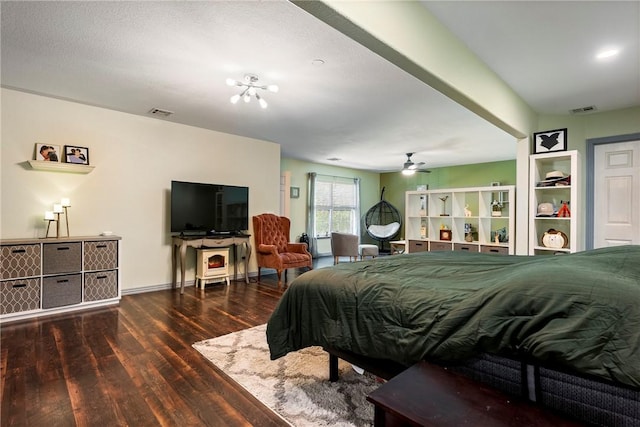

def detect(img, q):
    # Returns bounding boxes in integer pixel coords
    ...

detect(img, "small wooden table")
[367,361,583,427]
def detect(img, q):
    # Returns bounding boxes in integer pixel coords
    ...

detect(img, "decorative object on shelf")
[541,229,568,249]
[35,143,61,162]
[53,203,64,238]
[43,198,71,238]
[557,201,571,218]
[61,198,71,235]
[439,196,449,216]
[226,73,278,109]
[419,195,427,216]
[439,229,452,241]
[533,128,568,154]
[491,200,503,217]
[537,170,571,187]
[491,227,508,244]
[464,224,474,242]
[464,204,472,217]
[44,211,56,238]
[63,145,89,165]
[537,202,556,217]
[290,187,300,199]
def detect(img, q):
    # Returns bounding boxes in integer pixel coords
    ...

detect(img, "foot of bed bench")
[367,361,583,427]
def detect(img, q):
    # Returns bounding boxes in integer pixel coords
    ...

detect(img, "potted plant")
[491,200,503,217]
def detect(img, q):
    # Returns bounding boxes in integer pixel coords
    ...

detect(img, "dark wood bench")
[366,361,585,427]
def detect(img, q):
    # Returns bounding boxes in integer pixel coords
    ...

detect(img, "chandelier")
[226,74,279,108]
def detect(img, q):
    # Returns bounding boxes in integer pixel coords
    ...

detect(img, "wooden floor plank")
[1,262,325,426]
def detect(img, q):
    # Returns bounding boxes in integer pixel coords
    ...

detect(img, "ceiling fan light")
[256,93,268,109]
[244,93,251,103]
[402,169,415,176]
[226,78,238,86]
[267,84,279,93]
[230,94,241,104]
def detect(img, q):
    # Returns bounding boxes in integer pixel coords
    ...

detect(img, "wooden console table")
[172,235,251,293]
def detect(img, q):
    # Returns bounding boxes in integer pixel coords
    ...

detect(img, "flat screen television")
[171,180,249,235]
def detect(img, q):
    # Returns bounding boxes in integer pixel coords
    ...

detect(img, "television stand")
[171,234,251,293]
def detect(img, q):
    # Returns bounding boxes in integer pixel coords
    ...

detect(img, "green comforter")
[267,246,640,388]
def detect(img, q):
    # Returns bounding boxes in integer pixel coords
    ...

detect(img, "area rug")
[193,324,380,427]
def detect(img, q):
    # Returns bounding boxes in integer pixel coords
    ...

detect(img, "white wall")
[1,89,281,291]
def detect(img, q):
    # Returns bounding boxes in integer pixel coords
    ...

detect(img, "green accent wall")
[379,160,516,240]
[281,157,516,246]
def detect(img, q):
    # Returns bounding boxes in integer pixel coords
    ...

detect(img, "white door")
[593,140,640,247]
[280,171,291,217]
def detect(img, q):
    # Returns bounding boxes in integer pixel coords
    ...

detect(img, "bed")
[266,246,640,426]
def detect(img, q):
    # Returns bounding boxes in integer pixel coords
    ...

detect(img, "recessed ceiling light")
[596,48,620,60]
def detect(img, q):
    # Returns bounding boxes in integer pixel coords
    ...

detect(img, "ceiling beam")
[293,0,536,139]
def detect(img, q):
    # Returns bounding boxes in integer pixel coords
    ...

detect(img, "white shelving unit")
[1,236,121,323]
[405,185,515,255]
[529,150,581,255]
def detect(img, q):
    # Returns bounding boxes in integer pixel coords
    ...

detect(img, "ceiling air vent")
[570,105,597,114]
[148,108,174,117]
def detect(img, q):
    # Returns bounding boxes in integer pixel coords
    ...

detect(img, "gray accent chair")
[331,232,379,264]
[330,232,359,264]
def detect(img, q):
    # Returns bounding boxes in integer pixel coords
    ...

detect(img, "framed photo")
[290,187,300,199]
[64,145,89,165]
[35,143,61,162]
[533,128,567,154]
[439,229,452,241]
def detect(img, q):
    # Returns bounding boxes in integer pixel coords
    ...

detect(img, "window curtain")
[307,172,317,256]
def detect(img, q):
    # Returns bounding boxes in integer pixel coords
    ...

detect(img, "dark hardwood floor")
[1,259,331,427]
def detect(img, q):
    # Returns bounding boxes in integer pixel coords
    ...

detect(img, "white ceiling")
[2,1,638,172]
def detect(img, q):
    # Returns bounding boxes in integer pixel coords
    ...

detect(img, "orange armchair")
[252,213,312,285]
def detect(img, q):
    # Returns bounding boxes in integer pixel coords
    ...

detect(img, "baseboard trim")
[121,271,261,296]
[121,282,190,295]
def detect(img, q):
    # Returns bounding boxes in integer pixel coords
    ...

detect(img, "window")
[308,174,360,238]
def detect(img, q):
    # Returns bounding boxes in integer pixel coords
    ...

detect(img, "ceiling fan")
[401,153,431,175]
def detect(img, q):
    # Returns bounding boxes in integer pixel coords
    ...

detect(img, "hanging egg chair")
[364,187,402,250]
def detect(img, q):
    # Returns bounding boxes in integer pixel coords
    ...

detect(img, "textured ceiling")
[1,1,638,172]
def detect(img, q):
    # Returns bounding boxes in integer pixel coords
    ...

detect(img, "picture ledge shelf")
[28,160,94,174]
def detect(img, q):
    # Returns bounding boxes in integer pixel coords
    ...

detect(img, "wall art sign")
[533,128,567,154]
